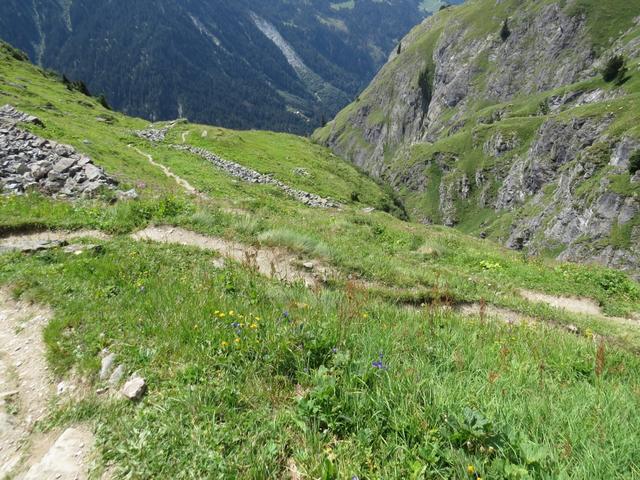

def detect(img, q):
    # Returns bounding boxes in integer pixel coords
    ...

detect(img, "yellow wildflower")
[221,341,229,348]
[219,313,226,318]
[467,465,475,475]
[362,313,369,319]
[234,338,241,343]
[250,323,258,329]
[229,310,235,316]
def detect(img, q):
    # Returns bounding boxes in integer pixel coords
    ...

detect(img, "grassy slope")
[314,0,640,255]
[1,43,640,478]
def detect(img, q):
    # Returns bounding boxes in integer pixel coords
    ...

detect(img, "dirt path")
[519,289,602,316]
[0,290,95,479]
[130,145,205,198]
[519,289,640,327]
[132,225,329,287]
[0,230,108,254]
[0,226,330,288]
[180,131,190,143]
[458,303,535,326]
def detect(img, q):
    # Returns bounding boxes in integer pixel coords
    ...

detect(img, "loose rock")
[99,353,116,381]
[121,376,147,401]
[174,145,341,209]
[0,105,120,198]
[108,364,126,386]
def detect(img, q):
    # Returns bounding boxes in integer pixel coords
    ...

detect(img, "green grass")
[2,41,640,478]
[3,240,640,478]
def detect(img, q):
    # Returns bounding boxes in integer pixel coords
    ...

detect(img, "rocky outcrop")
[495,117,612,211]
[0,105,121,198]
[317,0,640,274]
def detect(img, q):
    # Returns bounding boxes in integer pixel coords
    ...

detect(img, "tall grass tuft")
[258,229,332,258]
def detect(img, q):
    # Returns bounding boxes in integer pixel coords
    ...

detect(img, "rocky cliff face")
[315,0,640,277]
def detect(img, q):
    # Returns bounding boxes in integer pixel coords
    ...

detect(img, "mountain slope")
[1,40,640,479]
[0,0,461,133]
[315,0,640,277]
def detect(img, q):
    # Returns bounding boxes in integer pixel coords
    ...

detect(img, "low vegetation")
[1,41,640,478]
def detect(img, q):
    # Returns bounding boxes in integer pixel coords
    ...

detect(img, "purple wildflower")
[372,352,387,369]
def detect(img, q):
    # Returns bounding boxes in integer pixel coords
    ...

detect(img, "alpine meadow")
[0,0,639,479]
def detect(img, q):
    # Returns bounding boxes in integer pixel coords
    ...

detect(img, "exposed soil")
[0,290,95,479]
[519,289,602,316]
[130,145,205,198]
[0,230,109,254]
[131,225,332,287]
[458,302,535,326]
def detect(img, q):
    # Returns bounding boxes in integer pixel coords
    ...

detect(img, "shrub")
[63,75,91,96]
[500,19,511,41]
[0,42,29,62]
[97,94,111,110]
[602,55,627,84]
[629,151,640,175]
[350,191,360,202]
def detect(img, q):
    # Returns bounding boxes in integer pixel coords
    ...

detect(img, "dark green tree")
[397,42,402,55]
[500,19,511,41]
[97,94,111,110]
[602,55,628,84]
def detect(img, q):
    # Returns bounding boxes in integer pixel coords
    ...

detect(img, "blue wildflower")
[372,352,387,369]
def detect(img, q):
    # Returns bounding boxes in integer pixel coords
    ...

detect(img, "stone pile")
[174,144,341,209]
[0,104,44,127]
[135,126,171,143]
[135,120,183,142]
[0,105,120,198]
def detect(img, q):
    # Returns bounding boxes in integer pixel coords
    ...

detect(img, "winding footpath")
[129,145,206,198]
[0,290,96,479]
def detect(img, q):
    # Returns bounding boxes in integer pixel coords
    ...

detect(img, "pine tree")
[397,42,402,55]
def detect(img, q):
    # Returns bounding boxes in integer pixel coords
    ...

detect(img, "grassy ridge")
[1,42,640,478]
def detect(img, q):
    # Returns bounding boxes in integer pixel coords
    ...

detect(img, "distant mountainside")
[315,0,640,277]
[0,0,462,133]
